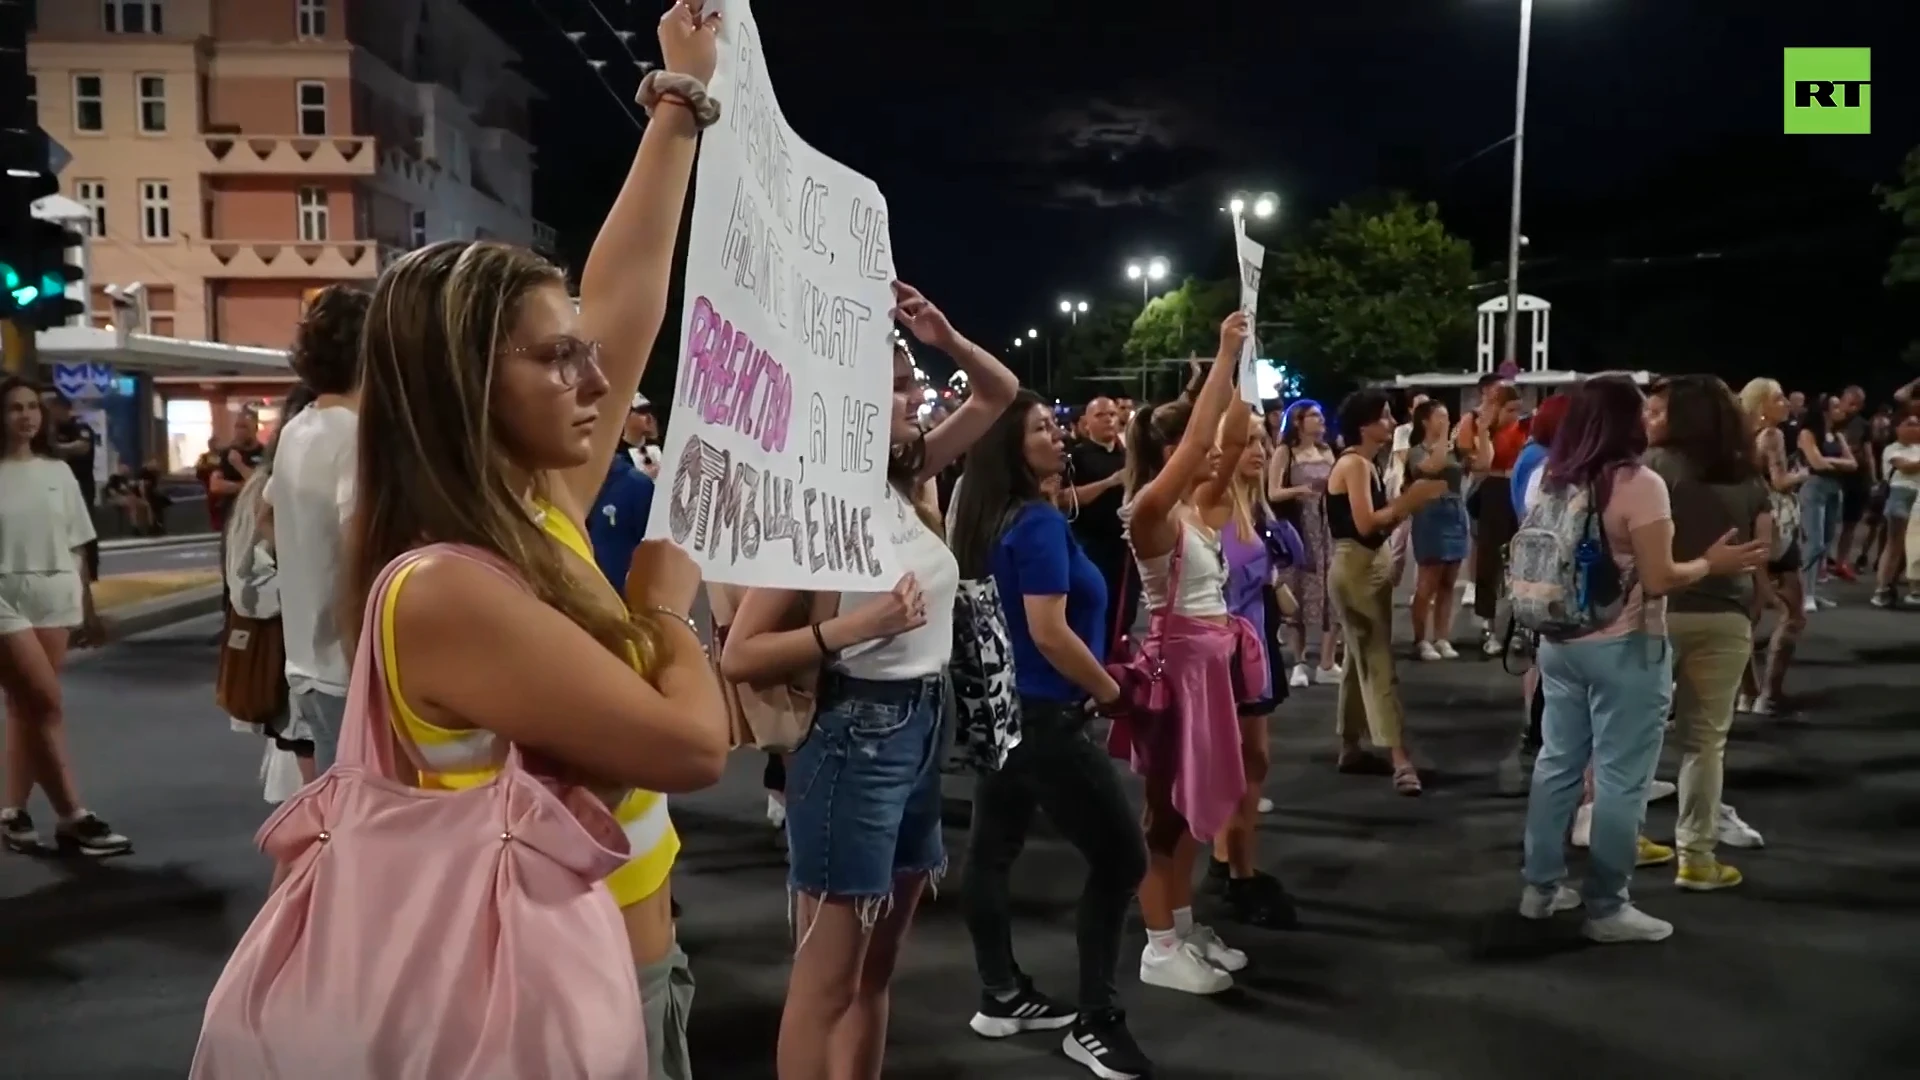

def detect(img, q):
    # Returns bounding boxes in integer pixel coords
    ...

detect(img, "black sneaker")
[1063,1007,1153,1079]
[1,807,41,853]
[968,977,1077,1038]
[54,812,131,857]
[1223,871,1298,930]
[1205,856,1231,889]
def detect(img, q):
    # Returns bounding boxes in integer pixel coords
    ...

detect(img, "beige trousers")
[1668,611,1753,862]
[1330,539,1405,749]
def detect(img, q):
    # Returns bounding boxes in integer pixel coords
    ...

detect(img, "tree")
[1049,302,1137,399]
[1277,194,1475,384]
[1878,145,1920,364]
[1122,276,1237,366]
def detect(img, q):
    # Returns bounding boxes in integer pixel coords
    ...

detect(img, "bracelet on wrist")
[635,70,721,128]
[811,622,833,657]
[647,605,700,640]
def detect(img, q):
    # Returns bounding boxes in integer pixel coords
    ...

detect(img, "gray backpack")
[1506,482,1631,640]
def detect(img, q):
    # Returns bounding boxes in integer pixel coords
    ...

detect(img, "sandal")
[1392,764,1423,797]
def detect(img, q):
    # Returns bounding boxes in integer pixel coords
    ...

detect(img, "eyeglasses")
[510,336,604,388]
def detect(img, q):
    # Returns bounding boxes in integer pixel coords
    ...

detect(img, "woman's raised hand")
[658,1,721,86]
[1217,311,1250,360]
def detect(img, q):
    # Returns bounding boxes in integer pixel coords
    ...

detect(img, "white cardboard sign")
[1233,215,1265,406]
[648,0,900,590]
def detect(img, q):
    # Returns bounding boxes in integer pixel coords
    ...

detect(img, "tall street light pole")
[1503,0,1534,369]
[1125,257,1169,307]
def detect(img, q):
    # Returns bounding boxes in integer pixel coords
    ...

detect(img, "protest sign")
[1233,215,1265,407]
[648,0,901,590]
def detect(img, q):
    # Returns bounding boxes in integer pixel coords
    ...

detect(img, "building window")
[409,208,426,248]
[103,0,165,34]
[137,74,167,133]
[297,0,327,39]
[74,74,105,132]
[76,180,107,237]
[148,314,175,337]
[296,81,327,136]
[297,187,329,242]
[140,180,172,241]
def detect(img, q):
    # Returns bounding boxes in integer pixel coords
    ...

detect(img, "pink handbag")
[191,545,648,1079]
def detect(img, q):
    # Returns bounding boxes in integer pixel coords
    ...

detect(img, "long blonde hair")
[1224,427,1270,542]
[348,240,663,673]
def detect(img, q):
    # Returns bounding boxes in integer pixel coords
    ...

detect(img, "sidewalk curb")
[101,584,224,640]
[100,533,220,553]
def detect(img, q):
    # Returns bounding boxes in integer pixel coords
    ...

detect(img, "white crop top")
[833,486,959,680]
[1136,519,1229,618]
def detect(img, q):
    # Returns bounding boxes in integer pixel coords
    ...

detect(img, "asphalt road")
[99,538,221,577]
[3,593,1917,1078]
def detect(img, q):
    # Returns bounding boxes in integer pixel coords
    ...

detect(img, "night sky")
[471,0,1919,392]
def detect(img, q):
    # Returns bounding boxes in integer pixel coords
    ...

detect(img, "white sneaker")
[1802,596,1818,614]
[1288,664,1310,689]
[1733,695,1753,715]
[1717,803,1765,848]
[1314,665,1342,686]
[1417,641,1442,661]
[1753,695,1781,716]
[1139,941,1233,995]
[1647,780,1676,802]
[766,793,786,829]
[1462,582,1477,606]
[1183,925,1248,973]
[1256,797,1274,814]
[1434,640,1460,660]
[1582,904,1673,944]
[1481,632,1505,657]
[1571,803,1593,848]
[1518,885,1583,920]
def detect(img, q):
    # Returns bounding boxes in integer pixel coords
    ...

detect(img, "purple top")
[1221,521,1270,637]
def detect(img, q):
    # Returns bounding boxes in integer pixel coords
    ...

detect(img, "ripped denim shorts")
[784,671,947,906]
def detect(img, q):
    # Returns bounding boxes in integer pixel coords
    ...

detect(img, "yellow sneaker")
[1676,859,1743,892]
[1635,836,1675,867]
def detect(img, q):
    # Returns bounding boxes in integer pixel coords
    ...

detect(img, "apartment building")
[29,0,554,350]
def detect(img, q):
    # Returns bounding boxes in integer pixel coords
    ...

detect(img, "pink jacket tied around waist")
[1106,524,1260,842]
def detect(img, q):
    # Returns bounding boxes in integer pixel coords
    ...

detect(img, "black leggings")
[963,699,1146,1010]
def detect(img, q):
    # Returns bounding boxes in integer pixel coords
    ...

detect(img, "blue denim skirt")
[784,672,947,904]
[1411,494,1469,565]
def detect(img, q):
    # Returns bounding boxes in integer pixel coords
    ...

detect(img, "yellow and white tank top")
[377,501,679,907]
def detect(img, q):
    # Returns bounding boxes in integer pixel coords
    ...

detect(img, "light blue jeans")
[1522,632,1672,919]
[1799,474,1845,602]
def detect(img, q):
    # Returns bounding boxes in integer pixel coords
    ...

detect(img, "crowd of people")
[1,5,1916,1078]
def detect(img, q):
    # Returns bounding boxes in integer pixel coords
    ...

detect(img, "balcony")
[183,239,382,281]
[196,135,378,177]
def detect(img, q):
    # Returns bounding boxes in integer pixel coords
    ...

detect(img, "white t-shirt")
[1883,442,1920,492]
[0,458,95,574]
[264,406,358,696]
[833,486,958,680]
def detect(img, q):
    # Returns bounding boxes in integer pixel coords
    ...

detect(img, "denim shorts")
[784,672,947,902]
[290,688,347,773]
[1888,485,1917,521]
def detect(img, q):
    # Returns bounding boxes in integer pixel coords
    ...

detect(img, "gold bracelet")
[647,605,700,639]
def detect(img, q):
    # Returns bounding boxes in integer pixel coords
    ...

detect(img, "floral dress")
[1284,454,1337,638]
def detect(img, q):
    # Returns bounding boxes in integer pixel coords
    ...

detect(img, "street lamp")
[1502,0,1542,368]
[1058,298,1089,326]
[1224,191,1280,226]
[1125,257,1169,306]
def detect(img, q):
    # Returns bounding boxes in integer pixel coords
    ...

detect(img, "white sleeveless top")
[833,486,959,680]
[1135,518,1229,618]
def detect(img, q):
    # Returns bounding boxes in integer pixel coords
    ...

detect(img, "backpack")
[1506,481,1632,640]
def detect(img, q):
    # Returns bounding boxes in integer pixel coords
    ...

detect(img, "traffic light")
[19,215,82,328]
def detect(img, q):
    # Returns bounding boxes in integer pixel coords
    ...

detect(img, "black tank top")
[1327,451,1388,549]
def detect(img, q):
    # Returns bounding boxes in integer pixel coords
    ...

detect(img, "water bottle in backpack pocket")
[1506,483,1632,640]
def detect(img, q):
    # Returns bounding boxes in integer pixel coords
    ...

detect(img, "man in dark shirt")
[1064,395,1134,643]
[42,391,99,577]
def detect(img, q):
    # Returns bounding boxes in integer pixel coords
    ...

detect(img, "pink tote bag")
[192,545,648,1079]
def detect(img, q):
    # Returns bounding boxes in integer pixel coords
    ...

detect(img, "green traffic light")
[11,285,37,305]
[0,265,17,290]
[39,271,60,295]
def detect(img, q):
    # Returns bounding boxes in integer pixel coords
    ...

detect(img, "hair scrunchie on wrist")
[637,70,721,129]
